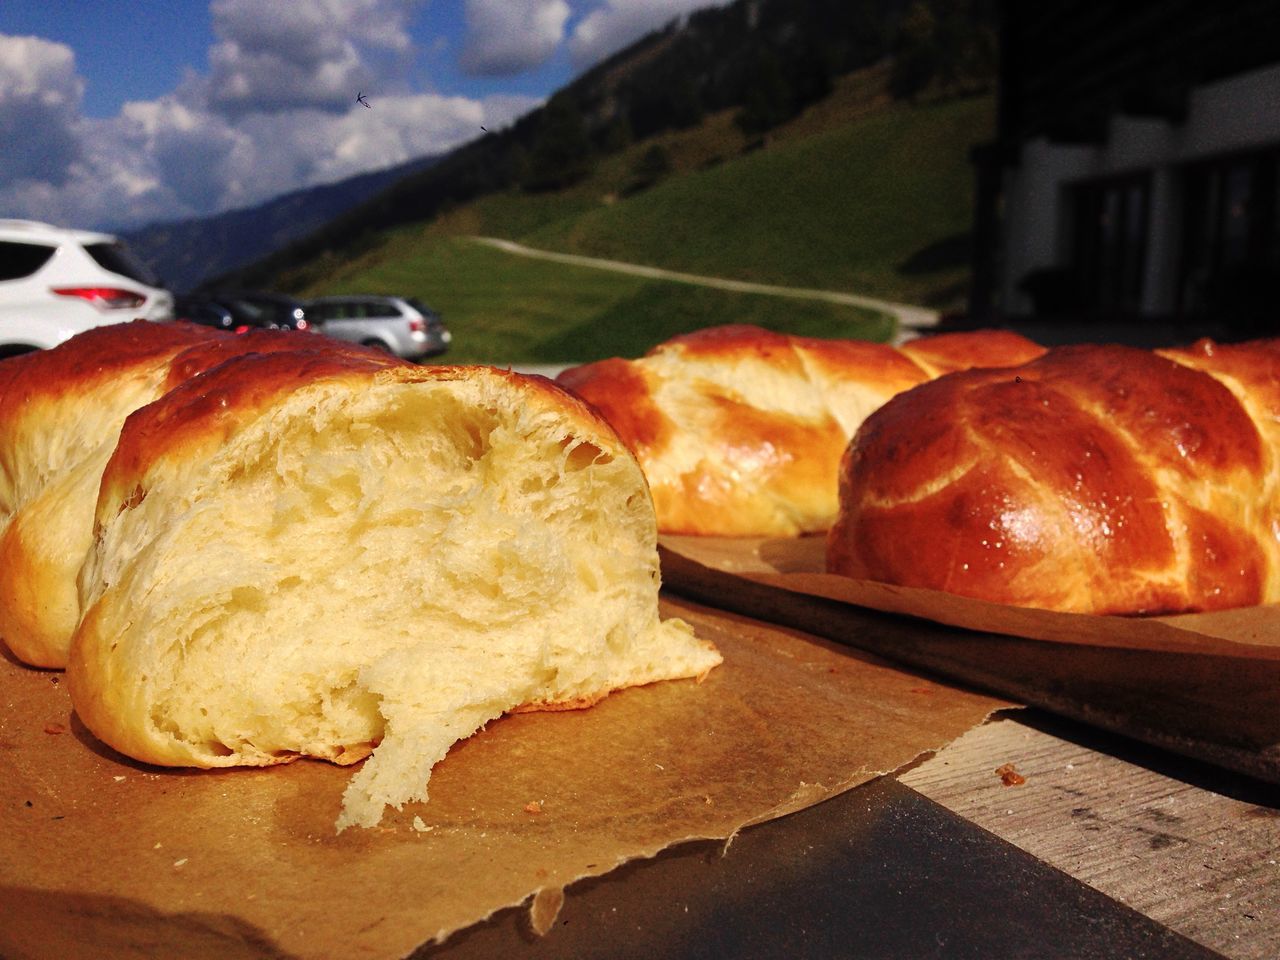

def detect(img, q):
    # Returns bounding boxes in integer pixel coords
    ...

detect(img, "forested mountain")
[215,0,995,290]
[121,155,436,291]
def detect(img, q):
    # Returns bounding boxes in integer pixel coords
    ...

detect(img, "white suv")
[0,220,174,357]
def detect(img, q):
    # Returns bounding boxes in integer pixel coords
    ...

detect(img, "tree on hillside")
[523,94,595,192]
[596,113,634,154]
[624,64,706,140]
[890,0,997,101]
[734,46,794,136]
[623,144,673,196]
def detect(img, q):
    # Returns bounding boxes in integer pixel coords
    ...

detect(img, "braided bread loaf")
[557,325,1044,536]
[0,321,387,667]
[67,353,719,830]
[827,338,1280,615]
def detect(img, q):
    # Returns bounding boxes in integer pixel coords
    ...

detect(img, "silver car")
[309,295,451,359]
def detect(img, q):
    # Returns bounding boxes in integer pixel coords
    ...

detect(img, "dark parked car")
[173,295,237,330]
[204,291,317,332]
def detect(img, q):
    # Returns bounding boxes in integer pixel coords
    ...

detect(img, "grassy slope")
[296,231,893,363]
[515,94,991,308]
[292,72,991,363]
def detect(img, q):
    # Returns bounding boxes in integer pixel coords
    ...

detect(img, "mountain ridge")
[120,154,438,291]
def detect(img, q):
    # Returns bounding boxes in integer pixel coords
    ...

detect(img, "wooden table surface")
[899,711,1280,960]
[656,540,1280,958]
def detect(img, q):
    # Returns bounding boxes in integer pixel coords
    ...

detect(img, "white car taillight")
[52,287,147,310]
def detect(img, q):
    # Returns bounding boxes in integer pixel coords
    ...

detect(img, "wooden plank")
[901,715,1280,960]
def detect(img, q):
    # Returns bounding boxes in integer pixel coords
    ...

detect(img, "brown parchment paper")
[658,535,1280,784]
[0,594,1008,960]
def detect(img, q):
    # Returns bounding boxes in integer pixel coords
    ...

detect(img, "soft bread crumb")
[70,365,721,831]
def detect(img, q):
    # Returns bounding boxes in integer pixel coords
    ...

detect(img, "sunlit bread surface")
[67,353,720,830]
[0,322,386,667]
[828,339,1280,615]
[557,324,1045,536]
[0,321,226,667]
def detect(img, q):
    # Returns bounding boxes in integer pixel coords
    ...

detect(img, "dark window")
[0,240,56,281]
[363,300,395,318]
[1068,174,1150,315]
[257,301,288,325]
[228,298,267,323]
[332,302,354,320]
[182,302,232,328]
[1178,146,1280,335]
[84,241,160,286]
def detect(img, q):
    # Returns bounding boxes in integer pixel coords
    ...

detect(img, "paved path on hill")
[470,236,941,332]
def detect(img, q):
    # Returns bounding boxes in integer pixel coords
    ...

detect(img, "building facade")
[970,2,1280,340]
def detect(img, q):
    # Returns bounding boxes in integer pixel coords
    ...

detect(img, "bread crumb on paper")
[411,816,433,833]
[524,801,543,815]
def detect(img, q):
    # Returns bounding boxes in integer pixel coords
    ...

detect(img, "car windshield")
[84,242,161,286]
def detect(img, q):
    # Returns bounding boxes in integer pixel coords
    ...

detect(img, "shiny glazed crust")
[827,338,1280,615]
[557,325,1045,536]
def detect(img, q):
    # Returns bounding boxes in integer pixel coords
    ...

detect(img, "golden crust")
[99,350,407,511]
[98,358,615,519]
[557,325,1045,536]
[0,321,226,429]
[827,339,1280,615]
[899,328,1047,376]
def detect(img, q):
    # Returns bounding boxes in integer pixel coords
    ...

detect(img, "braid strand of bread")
[557,324,1045,537]
[827,339,1280,615]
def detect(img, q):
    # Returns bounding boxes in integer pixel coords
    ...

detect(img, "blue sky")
[0,1,725,229]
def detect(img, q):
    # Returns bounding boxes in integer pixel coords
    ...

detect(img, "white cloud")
[0,34,84,185]
[237,94,485,193]
[460,0,570,76]
[202,0,420,116]
[0,2,547,232]
[569,0,731,69]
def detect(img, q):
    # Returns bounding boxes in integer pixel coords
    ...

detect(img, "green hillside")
[293,232,894,363]
[290,76,993,363]
[515,95,989,308]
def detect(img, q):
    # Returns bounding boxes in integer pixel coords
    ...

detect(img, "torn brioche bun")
[0,321,228,667]
[67,352,720,830]
[0,321,388,668]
